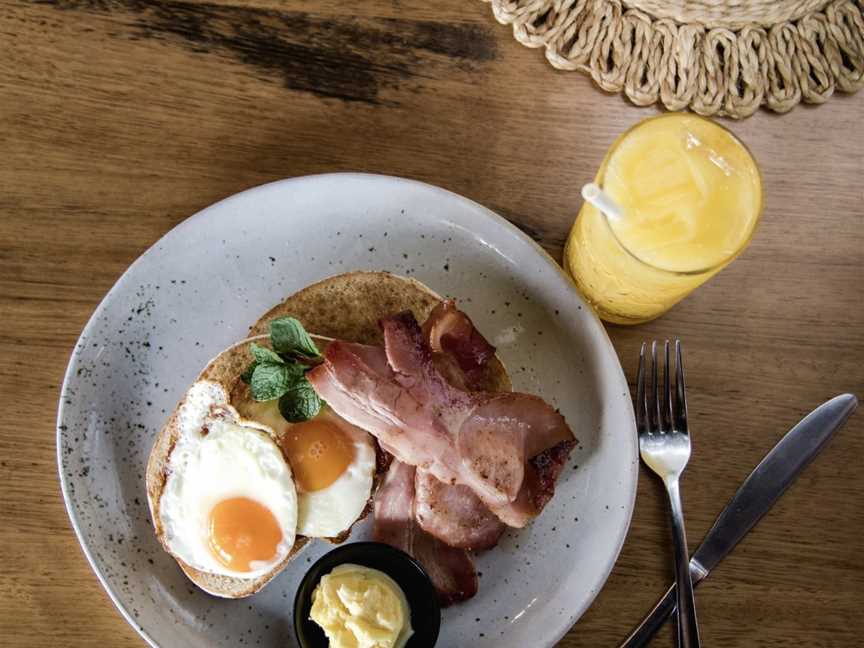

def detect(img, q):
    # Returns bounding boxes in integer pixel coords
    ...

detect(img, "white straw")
[581,182,624,222]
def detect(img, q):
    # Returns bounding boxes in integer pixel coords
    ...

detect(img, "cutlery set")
[627,341,857,646]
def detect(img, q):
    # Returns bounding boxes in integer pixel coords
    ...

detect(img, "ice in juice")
[564,114,762,324]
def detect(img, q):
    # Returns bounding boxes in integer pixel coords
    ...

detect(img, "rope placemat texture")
[483,0,864,117]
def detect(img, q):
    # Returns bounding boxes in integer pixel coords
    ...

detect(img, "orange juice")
[564,113,762,324]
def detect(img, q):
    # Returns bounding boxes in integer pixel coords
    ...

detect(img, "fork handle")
[665,477,701,648]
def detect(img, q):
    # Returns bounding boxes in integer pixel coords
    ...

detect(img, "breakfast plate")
[57,173,638,647]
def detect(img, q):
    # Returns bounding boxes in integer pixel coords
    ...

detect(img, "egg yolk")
[281,419,355,492]
[207,497,282,572]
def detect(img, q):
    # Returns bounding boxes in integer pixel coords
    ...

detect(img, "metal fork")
[636,340,701,648]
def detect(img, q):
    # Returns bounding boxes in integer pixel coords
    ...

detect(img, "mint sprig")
[271,317,321,359]
[249,362,303,402]
[250,342,284,366]
[278,381,324,422]
[241,318,324,421]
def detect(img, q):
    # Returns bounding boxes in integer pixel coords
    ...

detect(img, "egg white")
[295,413,376,538]
[159,381,298,579]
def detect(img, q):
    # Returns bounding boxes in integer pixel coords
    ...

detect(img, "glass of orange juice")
[564,113,762,325]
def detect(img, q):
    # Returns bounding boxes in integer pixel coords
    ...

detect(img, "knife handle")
[620,561,709,648]
[620,583,677,647]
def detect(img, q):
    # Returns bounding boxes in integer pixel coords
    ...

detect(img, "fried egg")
[159,381,298,578]
[237,399,376,539]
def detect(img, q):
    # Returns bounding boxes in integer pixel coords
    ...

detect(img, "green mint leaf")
[278,379,324,422]
[240,361,257,384]
[249,362,303,402]
[270,317,320,359]
[250,342,284,365]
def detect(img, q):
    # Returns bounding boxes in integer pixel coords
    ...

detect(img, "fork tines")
[636,339,688,436]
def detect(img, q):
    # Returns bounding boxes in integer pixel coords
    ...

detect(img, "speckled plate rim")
[56,453,157,645]
[56,172,639,648]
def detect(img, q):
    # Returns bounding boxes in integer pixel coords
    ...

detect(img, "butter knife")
[621,393,858,647]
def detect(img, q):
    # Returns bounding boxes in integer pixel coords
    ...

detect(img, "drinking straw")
[581,183,624,222]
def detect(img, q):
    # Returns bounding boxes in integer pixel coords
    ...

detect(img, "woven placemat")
[483,0,864,117]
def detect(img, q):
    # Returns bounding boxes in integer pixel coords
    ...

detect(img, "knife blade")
[621,393,858,647]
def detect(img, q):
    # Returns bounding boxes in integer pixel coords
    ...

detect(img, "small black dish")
[294,542,441,648]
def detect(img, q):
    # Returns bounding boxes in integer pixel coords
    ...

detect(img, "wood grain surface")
[1,0,863,646]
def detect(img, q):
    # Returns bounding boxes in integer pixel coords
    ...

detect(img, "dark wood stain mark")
[489,204,567,254]
[511,219,544,242]
[31,0,497,105]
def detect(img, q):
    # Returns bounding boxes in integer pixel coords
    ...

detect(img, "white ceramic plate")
[58,173,638,648]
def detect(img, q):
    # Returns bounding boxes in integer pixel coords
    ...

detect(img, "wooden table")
[2,1,862,645]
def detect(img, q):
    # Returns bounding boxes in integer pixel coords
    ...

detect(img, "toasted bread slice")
[249,271,510,391]
[146,336,313,599]
[147,271,509,598]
